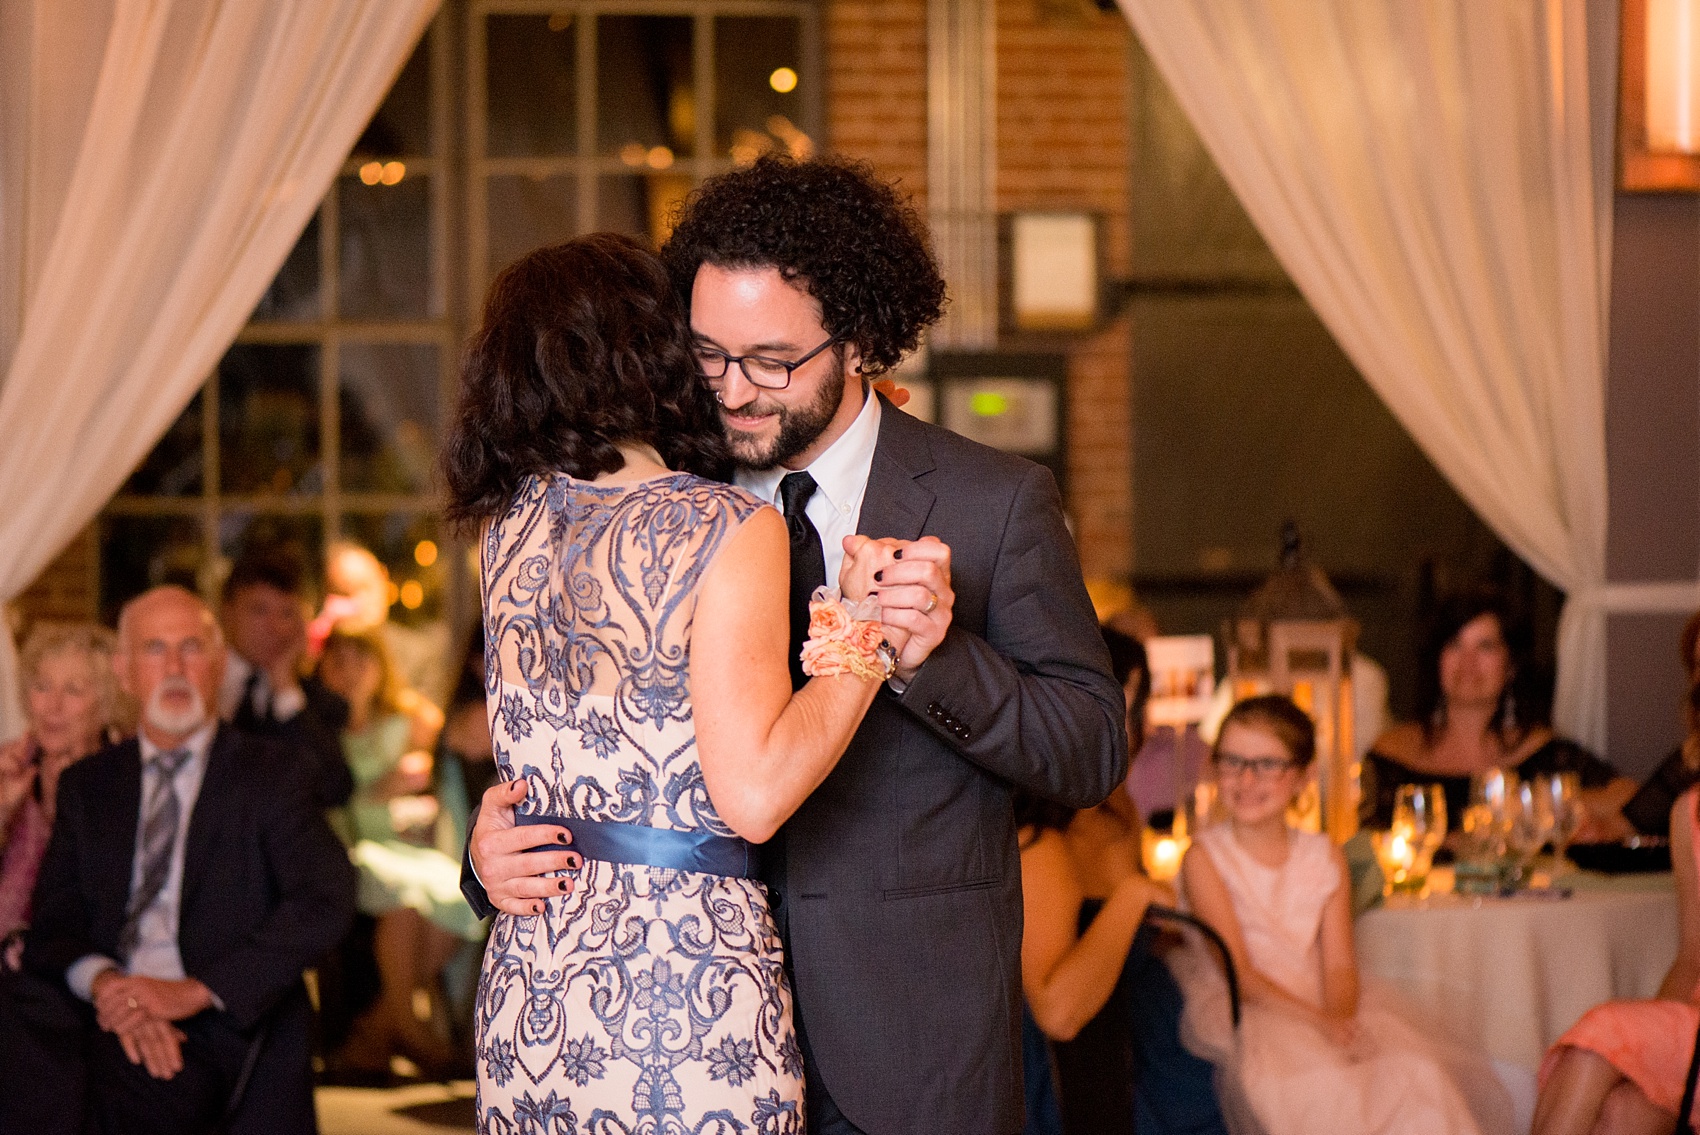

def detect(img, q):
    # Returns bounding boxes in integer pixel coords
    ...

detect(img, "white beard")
[144,676,208,736]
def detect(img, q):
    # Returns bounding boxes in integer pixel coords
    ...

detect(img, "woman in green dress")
[318,627,477,1076]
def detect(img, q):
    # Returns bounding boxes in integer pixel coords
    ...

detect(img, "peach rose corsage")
[799,586,892,681]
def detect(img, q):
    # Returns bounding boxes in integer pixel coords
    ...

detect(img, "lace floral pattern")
[475,473,804,1135]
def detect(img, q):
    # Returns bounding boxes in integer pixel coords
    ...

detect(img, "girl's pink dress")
[0,794,51,939]
[1540,787,1700,1124]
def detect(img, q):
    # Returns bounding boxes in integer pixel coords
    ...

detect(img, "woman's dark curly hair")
[442,233,728,523]
[659,154,946,376]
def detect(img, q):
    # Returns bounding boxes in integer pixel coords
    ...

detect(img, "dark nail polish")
[557,832,570,844]
[557,879,569,892]
[893,549,904,559]
[874,570,884,582]
[533,903,543,914]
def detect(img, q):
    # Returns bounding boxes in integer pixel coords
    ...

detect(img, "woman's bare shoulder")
[1371,722,1429,766]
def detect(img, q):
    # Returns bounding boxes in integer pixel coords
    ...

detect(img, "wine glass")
[1389,783,1447,893]
[1504,776,1555,889]
[1544,772,1584,873]
[1456,770,1511,894]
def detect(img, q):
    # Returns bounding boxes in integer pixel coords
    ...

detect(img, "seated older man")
[0,586,355,1135]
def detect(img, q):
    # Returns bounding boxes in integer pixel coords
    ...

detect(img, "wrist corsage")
[800,586,897,682]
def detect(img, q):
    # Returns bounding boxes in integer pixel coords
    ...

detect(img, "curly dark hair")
[442,233,728,524]
[659,154,946,376]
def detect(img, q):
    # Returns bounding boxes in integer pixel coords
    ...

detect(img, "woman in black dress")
[1360,589,1633,837]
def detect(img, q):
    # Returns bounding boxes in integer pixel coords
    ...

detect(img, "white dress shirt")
[218,651,307,724]
[736,386,882,588]
[67,722,216,1000]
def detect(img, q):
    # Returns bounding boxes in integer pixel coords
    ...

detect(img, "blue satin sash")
[516,812,761,879]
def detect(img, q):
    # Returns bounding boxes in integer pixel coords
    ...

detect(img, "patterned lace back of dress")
[482,471,763,834]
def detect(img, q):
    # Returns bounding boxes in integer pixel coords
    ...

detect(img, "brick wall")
[9,520,101,635]
[827,0,1135,580]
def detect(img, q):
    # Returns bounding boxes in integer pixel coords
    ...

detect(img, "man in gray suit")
[463,155,1127,1134]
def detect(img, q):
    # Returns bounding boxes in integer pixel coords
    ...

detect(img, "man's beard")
[719,364,846,471]
[144,675,208,736]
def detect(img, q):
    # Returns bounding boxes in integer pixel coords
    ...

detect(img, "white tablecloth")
[1355,873,1678,1072]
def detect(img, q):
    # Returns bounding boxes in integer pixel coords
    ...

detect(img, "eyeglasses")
[694,335,842,391]
[1213,752,1297,779]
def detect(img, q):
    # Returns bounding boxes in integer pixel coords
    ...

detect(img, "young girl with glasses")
[1175,695,1511,1135]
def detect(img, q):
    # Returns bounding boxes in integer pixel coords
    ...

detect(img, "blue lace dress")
[474,471,804,1135]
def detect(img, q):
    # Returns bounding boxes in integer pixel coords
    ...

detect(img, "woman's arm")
[1658,792,1700,1000]
[1020,827,1156,1041]
[1181,843,1354,1042]
[1316,846,1360,1022]
[688,509,883,843]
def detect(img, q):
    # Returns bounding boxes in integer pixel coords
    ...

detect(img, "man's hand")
[94,972,215,1032]
[470,779,583,916]
[857,535,954,682]
[116,1016,187,1080]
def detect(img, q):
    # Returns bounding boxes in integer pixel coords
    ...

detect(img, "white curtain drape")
[1116,0,1613,749]
[0,0,439,738]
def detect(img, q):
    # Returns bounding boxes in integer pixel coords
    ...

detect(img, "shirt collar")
[741,385,882,509]
[139,720,217,769]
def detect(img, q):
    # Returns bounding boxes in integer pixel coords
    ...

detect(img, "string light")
[399,580,424,610]
[769,67,798,94]
[414,540,438,567]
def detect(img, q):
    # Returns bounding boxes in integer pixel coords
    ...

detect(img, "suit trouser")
[0,967,314,1135]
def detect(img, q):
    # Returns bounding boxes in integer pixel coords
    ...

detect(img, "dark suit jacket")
[232,672,355,808]
[23,726,355,1125]
[463,398,1127,1134]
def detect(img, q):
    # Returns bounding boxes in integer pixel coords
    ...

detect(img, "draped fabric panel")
[0,0,439,738]
[1115,0,1613,749]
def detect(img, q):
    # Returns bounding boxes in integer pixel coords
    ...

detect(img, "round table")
[1355,869,1677,1128]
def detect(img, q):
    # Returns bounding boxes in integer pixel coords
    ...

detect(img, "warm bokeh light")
[547,12,572,32]
[414,539,438,567]
[385,581,400,607]
[380,161,406,186]
[769,67,798,94]
[359,161,384,186]
[619,142,649,167]
[646,146,674,170]
[399,580,424,610]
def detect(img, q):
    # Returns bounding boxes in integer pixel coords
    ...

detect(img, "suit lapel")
[91,743,143,934]
[181,726,238,914]
[858,395,937,541]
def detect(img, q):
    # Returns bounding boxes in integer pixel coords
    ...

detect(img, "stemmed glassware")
[1379,783,1447,895]
[1504,776,1556,888]
[1543,772,1584,874]
[1456,769,1512,894]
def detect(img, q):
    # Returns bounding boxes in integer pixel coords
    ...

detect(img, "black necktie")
[779,472,827,691]
[238,667,265,727]
[118,746,192,962]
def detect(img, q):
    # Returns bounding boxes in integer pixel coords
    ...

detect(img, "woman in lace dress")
[442,234,898,1135]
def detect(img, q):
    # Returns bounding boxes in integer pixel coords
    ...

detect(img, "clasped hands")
[837,534,955,684]
[469,535,957,917]
[90,968,216,1080]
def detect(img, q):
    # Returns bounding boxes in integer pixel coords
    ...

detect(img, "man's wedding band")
[126,997,138,1010]
[923,592,938,615]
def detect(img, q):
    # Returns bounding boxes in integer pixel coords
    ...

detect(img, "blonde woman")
[0,623,126,953]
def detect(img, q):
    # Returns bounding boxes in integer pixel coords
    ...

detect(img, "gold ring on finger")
[923,591,938,615]
[127,997,138,1010]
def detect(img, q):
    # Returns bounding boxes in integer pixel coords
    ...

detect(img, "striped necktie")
[117,746,192,963]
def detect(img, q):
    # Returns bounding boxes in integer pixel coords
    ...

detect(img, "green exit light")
[970,391,1010,417]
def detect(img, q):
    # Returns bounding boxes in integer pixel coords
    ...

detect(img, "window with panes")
[101,1,820,682]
